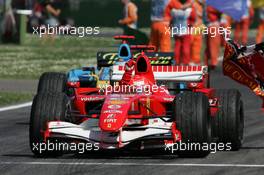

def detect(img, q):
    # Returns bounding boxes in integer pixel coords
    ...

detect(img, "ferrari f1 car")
[30,37,244,158]
[223,40,264,108]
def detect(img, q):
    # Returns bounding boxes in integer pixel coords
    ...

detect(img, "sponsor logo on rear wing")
[97,52,174,68]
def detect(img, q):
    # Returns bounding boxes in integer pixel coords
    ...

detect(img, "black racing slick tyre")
[174,92,211,158]
[212,89,244,151]
[29,92,70,157]
[37,72,67,93]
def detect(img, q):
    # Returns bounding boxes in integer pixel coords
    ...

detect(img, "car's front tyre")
[29,92,70,157]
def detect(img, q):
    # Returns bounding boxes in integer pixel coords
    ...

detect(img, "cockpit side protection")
[118,43,132,61]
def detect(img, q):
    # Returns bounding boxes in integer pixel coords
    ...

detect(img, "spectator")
[191,0,204,65]
[165,0,196,65]
[234,0,254,45]
[30,2,44,29]
[149,0,171,52]
[118,0,138,35]
[205,6,221,70]
[1,0,17,42]
[39,0,61,28]
[256,6,264,44]
[220,14,232,46]
[118,0,148,45]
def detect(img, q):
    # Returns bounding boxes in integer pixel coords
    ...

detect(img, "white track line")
[0,102,32,112]
[0,162,264,168]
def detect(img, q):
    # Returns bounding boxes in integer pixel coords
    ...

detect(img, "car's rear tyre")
[212,89,244,151]
[174,92,211,158]
[29,92,70,157]
[37,72,67,93]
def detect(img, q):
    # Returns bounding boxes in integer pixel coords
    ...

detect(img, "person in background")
[30,2,44,29]
[118,0,148,45]
[118,0,138,33]
[39,0,61,28]
[149,0,171,52]
[165,0,196,65]
[37,0,61,42]
[190,0,204,65]
[1,0,16,42]
[256,6,264,44]
[205,6,221,70]
[220,14,232,46]
[234,0,254,45]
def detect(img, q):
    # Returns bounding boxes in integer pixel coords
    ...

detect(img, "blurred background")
[0,0,263,36]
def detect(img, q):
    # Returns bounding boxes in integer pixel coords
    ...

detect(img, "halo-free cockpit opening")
[137,56,148,72]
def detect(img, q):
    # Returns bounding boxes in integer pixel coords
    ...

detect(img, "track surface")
[0,79,37,93]
[0,67,264,175]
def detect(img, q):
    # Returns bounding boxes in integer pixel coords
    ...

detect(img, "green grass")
[0,28,257,79]
[0,34,116,79]
[0,92,33,107]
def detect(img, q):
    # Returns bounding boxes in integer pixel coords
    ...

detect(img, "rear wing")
[97,52,174,68]
[111,65,208,82]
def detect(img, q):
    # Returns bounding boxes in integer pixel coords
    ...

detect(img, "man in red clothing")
[149,0,171,52]
[205,6,221,70]
[191,0,204,65]
[165,0,196,65]
[256,7,264,44]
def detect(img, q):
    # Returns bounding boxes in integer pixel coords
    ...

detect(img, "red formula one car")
[223,40,264,108]
[30,39,244,158]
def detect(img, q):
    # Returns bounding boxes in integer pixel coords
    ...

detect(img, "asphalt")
[0,79,37,93]
[0,67,264,175]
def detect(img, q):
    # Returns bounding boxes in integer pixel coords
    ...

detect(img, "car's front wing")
[46,119,174,149]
